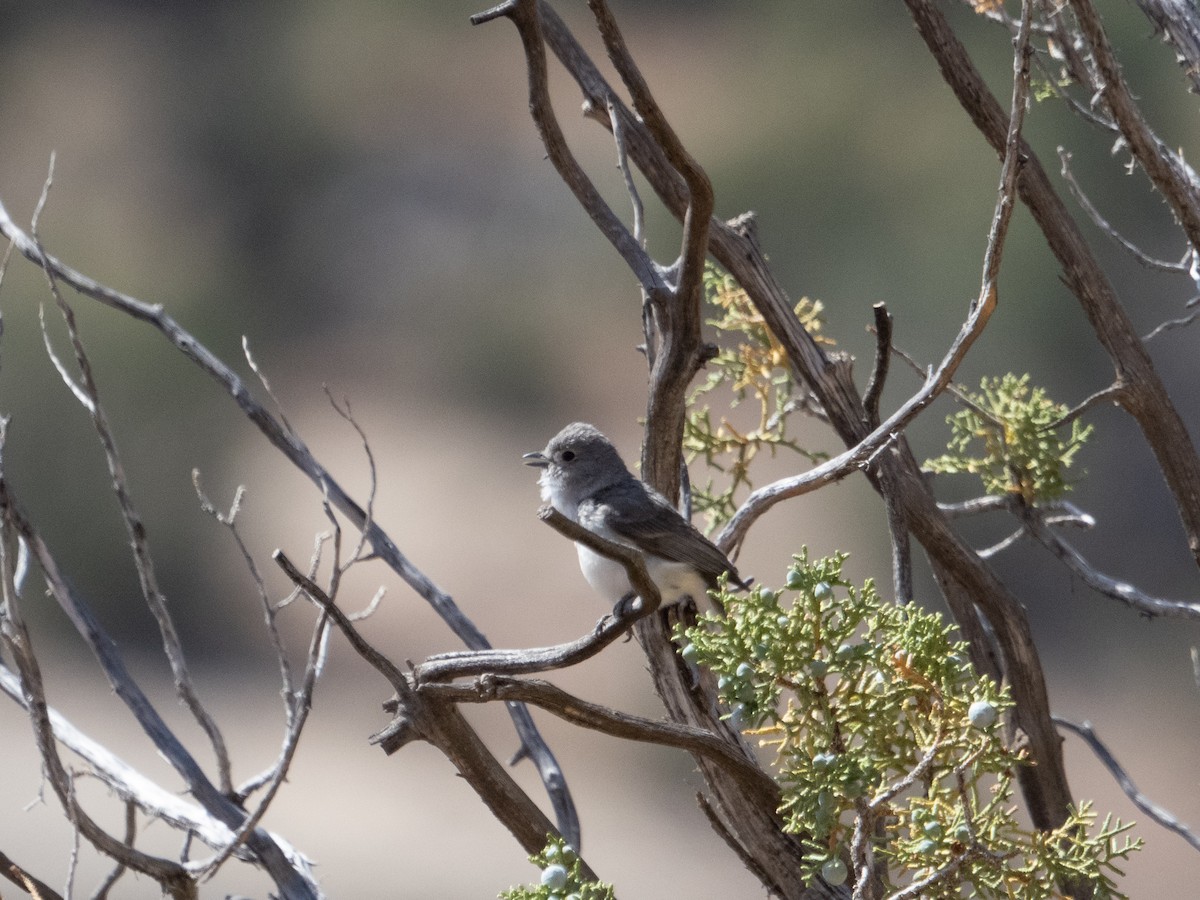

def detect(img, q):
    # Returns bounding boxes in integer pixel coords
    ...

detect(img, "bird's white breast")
[575,541,710,607]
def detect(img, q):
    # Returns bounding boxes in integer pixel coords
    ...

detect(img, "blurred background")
[0,0,1197,896]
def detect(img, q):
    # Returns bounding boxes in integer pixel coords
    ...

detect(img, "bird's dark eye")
[560,450,576,462]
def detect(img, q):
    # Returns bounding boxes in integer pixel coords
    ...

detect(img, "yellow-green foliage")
[924,374,1093,504]
[685,264,829,530]
[677,552,1139,898]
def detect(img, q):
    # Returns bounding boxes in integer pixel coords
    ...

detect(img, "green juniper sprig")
[499,836,614,900]
[676,551,1140,897]
[923,373,1093,505]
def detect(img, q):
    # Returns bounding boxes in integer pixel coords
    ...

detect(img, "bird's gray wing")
[586,481,746,588]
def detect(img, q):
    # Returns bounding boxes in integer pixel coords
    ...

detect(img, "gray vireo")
[524,422,748,609]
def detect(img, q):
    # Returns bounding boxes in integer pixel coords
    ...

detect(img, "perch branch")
[417,508,661,682]
[423,675,778,806]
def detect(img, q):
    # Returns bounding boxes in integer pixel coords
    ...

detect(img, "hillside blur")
[0,2,1197,896]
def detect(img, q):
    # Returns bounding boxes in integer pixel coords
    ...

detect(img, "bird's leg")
[612,591,643,620]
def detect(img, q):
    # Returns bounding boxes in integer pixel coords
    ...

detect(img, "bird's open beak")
[522,451,549,468]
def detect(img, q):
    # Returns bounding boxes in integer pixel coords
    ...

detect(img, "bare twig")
[937,495,1011,518]
[90,800,136,900]
[192,474,297,706]
[0,195,576,852]
[33,214,233,795]
[606,96,645,247]
[1025,512,1200,618]
[976,526,1028,560]
[422,675,777,805]
[863,303,892,428]
[1058,148,1192,273]
[0,848,64,900]
[323,388,378,568]
[1068,0,1200,254]
[1054,716,1200,853]
[1043,381,1125,431]
[1143,308,1200,341]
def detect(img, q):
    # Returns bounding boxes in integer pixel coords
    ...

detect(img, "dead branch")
[903,0,1200,572]
[1054,716,1200,854]
[271,549,595,879]
[1068,0,1200,253]
[36,256,233,796]
[422,675,778,806]
[0,848,64,900]
[0,482,316,899]
[0,193,577,852]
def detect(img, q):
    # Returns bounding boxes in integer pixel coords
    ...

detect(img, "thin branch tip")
[470,0,516,26]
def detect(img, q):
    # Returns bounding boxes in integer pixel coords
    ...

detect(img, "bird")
[523,422,747,611]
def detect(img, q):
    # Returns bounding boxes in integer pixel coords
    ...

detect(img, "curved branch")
[1131,0,1200,95]
[423,675,779,807]
[0,848,64,900]
[471,0,663,292]
[904,0,1200,570]
[1058,148,1192,273]
[1054,716,1200,854]
[1069,0,1200,253]
[416,505,662,683]
[1025,513,1200,618]
[0,196,577,850]
[0,662,253,860]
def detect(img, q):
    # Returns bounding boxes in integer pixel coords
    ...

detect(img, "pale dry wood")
[0,195,579,850]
